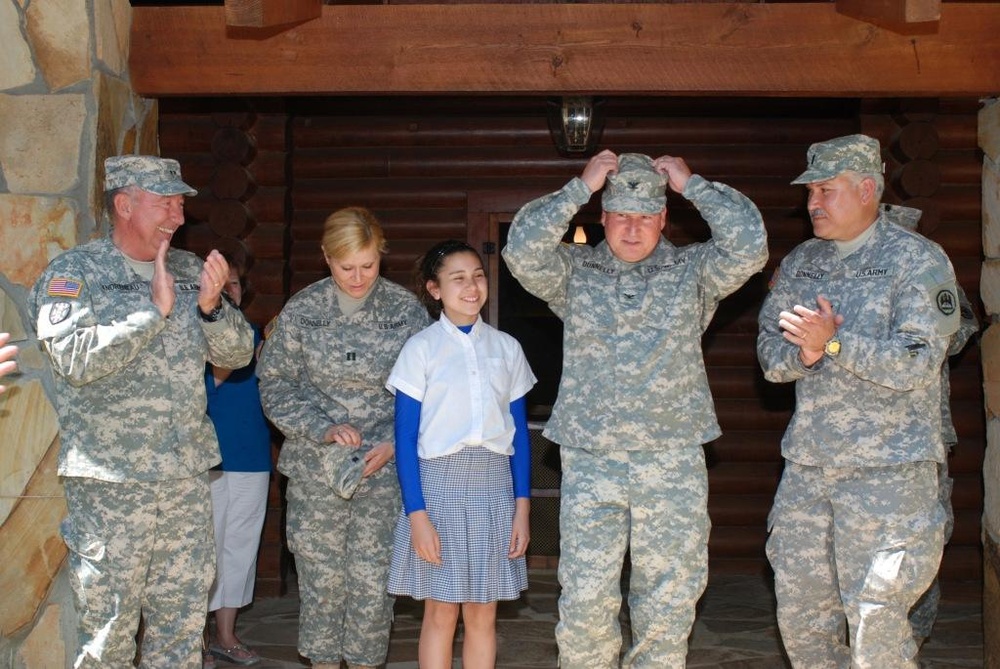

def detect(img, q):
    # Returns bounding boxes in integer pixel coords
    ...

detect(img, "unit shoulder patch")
[48,302,71,325]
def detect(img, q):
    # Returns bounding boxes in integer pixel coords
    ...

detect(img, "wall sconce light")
[572,225,588,244]
[547,96,605,155]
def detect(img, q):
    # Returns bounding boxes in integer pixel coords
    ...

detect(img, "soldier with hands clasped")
[758,135,960,668]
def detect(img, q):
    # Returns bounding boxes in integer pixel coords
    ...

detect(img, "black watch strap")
[199,302,224,323]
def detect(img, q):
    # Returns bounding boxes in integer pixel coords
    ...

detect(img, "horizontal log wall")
[160,95,984,592]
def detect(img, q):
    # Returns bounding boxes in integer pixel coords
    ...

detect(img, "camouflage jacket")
[502,175,768,450]
[939,283,978,445]
[257,276,429,482]
[31,238,254,482]
[881,204,980,446]
[757,215,960,467]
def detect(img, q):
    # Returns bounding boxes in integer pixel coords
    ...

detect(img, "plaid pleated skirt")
[388,446,528,603]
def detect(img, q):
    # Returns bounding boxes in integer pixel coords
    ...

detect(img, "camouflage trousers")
[767,461,945,669]
[62,474,214,669]
[286,463,401,666]
[909,459,955,641]
[556,445,710,669]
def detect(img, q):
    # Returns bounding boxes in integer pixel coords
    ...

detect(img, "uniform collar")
[438,312,483,336]
[832,217,880,260]
[330,275,381,317]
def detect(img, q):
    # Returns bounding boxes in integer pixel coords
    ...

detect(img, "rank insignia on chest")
[346,352,357,361]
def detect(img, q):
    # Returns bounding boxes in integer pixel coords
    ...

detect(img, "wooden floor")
[220,570,984,668]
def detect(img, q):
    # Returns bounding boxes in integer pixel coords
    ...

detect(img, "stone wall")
[982,96,1000,669]
[0,1,156,666]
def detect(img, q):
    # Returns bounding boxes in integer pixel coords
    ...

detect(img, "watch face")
[825,339,841,356]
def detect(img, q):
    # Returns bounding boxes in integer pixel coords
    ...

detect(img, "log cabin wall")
[159,95,984,594]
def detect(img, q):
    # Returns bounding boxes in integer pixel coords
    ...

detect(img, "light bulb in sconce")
[547,96,605,155]
[573,225,587,244]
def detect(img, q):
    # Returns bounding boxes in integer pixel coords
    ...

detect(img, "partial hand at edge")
[0,332,17,394]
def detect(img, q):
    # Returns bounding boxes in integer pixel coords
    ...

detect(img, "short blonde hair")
[321,206,388,260]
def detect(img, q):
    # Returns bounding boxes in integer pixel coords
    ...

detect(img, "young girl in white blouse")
[386,240,536,669]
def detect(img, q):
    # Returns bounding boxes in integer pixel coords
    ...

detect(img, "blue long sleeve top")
[395,390,531,515]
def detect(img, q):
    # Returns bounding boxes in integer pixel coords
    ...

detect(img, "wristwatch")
[824,336,841,358]
[199,302,224,323]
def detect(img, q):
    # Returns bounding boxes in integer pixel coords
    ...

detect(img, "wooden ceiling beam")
[130,3,1000,97]
[224,0,321,29]
[837,0,941,34]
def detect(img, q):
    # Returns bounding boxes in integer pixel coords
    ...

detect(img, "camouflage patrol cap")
[602,153,667,214]
[104,155,198,196]
[791,134,885,185]
[333,450,366,499]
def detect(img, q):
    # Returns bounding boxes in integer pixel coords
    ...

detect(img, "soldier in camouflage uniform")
[30,155,254,669]
[502,150,767,668]
[758,135,960,668]
[257,207,429,669]
[881,205,980,646]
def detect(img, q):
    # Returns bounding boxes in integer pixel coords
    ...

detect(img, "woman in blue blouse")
[204,254,272,667]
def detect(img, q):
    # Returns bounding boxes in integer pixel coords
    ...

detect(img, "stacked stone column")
[981,97,1000,668]
[0,2,156,666]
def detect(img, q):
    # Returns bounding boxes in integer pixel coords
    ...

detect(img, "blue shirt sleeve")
[510,395,531,499]
[394,390,426,515]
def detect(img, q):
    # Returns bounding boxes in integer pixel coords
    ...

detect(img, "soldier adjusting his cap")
[503,148,767,668]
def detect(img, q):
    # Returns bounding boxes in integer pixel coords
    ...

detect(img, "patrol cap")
[602,153,667,215]
[332,451,366,500]
[104,155,198,196]
[791,134,885,185]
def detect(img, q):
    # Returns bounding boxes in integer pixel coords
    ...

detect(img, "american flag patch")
[48,277,83,298]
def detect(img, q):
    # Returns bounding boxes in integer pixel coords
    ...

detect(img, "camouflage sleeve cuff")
[565,177,595,207]
[798,356,826,374]
[199,314,231,332]
[315,423,333,444]
[680,174,710,201]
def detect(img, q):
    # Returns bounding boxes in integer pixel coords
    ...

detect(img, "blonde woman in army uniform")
[257,207,430,669]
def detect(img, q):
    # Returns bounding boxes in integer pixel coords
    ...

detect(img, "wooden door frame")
[467,189,550,325]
